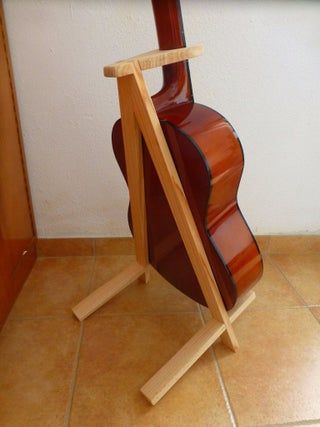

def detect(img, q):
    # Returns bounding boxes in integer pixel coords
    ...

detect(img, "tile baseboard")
[36,235,320,257]
[36,237,134,257]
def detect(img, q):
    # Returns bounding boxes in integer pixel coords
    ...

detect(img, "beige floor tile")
[269,235,320,254]
[37,238,94,256]
[255,235,270,253]
[299,424,320,427]
[215,308,320,426]
[250,256,304,309]
[310,307,320,322]
[201,256,303,322]
[90,255,198,315]
[9,257,94,318]
[270,253,320,305]
[70,314,231,427]
[95,237,135,255]
[0,317,79,427]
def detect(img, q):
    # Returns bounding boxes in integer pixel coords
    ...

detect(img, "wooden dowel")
[141,319,225,405]
[72,262,146,321]
[141,291,255,405]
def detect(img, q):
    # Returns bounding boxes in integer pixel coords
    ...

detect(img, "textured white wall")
[3,0,320,237]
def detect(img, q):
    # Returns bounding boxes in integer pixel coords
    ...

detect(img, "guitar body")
[112,0,263,310]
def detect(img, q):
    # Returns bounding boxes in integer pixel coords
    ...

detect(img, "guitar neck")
[151,0,193,110]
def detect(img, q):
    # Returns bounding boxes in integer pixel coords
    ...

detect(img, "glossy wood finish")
[112,0,262,309]
[151,0,193,112]
[0,3,36,327]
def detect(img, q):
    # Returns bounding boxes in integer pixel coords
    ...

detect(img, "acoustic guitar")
[112,0,263,310]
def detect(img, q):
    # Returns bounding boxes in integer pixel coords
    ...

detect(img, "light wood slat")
[141,290,256,405]
[72,262,145,321]
[128,64,239,352]
[118,77,150,282]
[141,319,225,405]
[104,44,203,77]
[73,42,256,407]
[229,290,256,323]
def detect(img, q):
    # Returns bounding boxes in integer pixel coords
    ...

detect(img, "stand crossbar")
[72,45,255,405]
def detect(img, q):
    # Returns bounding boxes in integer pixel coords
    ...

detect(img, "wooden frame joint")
[104,44,203,78]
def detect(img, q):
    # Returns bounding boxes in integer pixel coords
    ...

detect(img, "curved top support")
[104,44,203,78]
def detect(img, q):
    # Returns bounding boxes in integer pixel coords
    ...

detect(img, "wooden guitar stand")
[72,44,255,405]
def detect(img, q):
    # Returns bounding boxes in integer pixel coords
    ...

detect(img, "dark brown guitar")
[112,0,263,310]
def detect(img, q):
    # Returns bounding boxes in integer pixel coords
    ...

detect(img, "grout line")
[197,304,237,427]
[6,310,200,322]
[268,255,310,307]
[37,254,136,259]
[64,321,84,427]
[64,253,97,426]
[86,310,199,317]
[308,308,320,324]
[85,257,97,296]
[92,238,96,257]
[37,255,96,259]
[264,235,271,255]
[93,254,136,258]
[268,255,320,324]
[7,314,75,321]
[9,304,320,323]
[257,417,320,427]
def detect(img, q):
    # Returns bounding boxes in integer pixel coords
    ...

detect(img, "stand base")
[141,290,255,405]
[72,267,255,405]
[73,45,257,405]
[72,262,147,321]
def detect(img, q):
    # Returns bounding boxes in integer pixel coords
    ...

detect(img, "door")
[0,2,36,327]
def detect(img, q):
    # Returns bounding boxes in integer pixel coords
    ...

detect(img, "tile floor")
[1,238,320,426]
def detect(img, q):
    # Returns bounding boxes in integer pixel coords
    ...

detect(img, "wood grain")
[118,77,150,282]
[141,291,255,405]
[72,262,146,321]
[129,63,239,351]
[73,35,257,406]
[104,44,203,78]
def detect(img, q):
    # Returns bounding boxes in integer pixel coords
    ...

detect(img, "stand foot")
[139,264,151,284]
[72,262,147,321]
[141,290,255,405]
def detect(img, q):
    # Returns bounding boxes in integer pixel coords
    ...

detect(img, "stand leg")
[72,74,151,320]
[129,64,239,351]
[140,265,151,284]
[141,290,255,405]
[118,77,149,271]
[73,55,256,406]
[72,262,146,321]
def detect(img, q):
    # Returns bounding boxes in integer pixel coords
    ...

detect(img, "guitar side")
[111,0,263,309]
[159,102,263,302]
[112,101,263,309]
